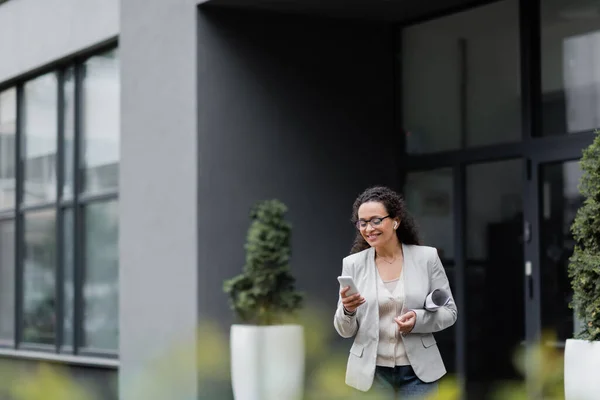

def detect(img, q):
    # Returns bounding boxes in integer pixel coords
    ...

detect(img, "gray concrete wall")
[119,0,199,399]
[0,0,118,83]
[197,9,399,328]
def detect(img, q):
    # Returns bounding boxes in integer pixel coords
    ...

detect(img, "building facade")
[0,0,598,398]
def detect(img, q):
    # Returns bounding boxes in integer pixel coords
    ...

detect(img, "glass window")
[23,73,58,205]
[22,209,56,344]
[0,219,15,345]
[83,200,118,350]
[465,160,523,398]
[541,0,600,136]
[402,0,520,153]
[62,68,76,200]
[82,50,120,194]
[404,168,456,373]
[0,47,119,357]
[63,208,74,348]
[404,169,454,260]
[0,88,17,210]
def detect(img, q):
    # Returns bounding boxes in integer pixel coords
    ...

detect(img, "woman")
[334,186,457,399]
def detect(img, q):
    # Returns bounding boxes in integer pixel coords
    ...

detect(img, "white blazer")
[333,244,458,392]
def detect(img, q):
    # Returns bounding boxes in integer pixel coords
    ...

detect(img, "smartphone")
[337,276,359,296]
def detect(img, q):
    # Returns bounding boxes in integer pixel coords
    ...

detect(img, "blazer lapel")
[402,243,415,310]
[366,247,380,331]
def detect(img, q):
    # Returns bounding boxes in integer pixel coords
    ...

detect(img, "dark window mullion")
[0,210,15,220]
[519,0,541,143]
[453,164,467,398]
[79,191,118,205]
[21,201,60,213]
[78,347,118,359]
[73,62,84,353]
[56,69,65,353]
[403,131,595,173]
[59,199,76,209]
[14,84,24,347]
[403,141,524,171]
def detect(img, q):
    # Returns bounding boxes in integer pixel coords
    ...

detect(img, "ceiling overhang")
[201,0,498,23]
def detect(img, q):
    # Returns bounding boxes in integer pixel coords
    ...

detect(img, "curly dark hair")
[350,186,421,254]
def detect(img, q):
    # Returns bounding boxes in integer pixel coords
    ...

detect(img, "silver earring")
[394,222,398,229]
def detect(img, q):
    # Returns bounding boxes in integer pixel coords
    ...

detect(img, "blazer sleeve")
[333,258,359,338]
[410,251,458,334]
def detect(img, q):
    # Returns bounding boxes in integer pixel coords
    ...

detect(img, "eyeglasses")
[355,215,391,230]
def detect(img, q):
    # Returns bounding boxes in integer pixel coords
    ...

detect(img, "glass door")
[464,160,525,399]
[537,160,583,343]
[405,161,526,400]
[523,147,590,398]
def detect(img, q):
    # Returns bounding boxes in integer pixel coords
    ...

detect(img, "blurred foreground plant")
[0,312,566,400]
[123,321,231,399]
[490,331,565,400]
[0,363,95,400]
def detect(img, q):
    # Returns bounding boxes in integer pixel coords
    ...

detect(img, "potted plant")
[565,132,600,400]
[224,199,305,400]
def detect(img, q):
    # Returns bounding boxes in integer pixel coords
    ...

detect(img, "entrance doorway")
[399,0,600,398]
[404,161,526,398]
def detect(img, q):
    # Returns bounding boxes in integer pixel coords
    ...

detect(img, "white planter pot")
[230,324,305,400]
[565,338,600,400]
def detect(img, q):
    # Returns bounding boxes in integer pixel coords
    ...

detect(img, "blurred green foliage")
[0,308,566,400]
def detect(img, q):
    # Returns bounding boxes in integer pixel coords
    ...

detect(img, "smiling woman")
[350,186,421,254]
[334,186,457,399]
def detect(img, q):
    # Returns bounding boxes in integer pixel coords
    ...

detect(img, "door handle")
[525,261,533,300]
[524,221,531,243]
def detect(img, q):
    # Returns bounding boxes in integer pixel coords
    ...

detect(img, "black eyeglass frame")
[354,215,391,230]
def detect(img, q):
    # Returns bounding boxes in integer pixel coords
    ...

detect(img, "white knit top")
[376,269,410,367]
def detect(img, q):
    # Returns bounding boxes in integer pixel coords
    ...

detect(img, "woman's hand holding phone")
[340,286,366,313]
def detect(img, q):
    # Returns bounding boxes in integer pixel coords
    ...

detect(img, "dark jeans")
[370,365,438,399]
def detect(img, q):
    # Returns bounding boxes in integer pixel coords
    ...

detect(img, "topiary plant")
[223,199,303,326]
[569,130,600,341]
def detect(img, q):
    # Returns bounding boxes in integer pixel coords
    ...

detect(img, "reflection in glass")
[0,220,15,345]
[404,168,456,373]
[0,88,17,210]
[84,200,118,350]
[402,0,520,153]
[541,0,600,135]
[404,169,454,260]
[23,210,56,344]
[23,73,58,205]
[466,160,523,399]
[82,50,120,194]
[63,208,74,348]
[62,68,76,200]
[540,161,583,342]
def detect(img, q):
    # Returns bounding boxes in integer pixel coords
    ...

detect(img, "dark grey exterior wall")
[197,9,400,326]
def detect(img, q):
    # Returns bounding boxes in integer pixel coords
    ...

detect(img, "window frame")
[0,42,119,362]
